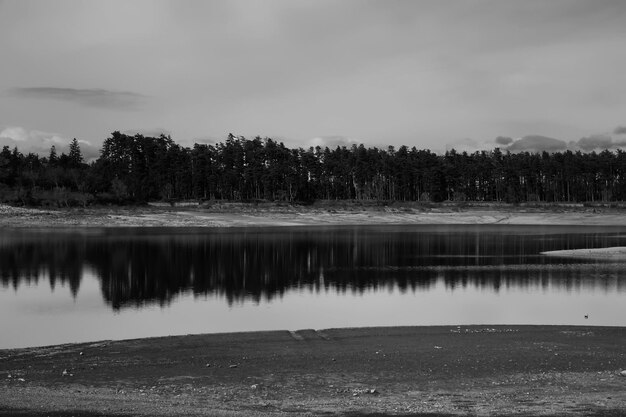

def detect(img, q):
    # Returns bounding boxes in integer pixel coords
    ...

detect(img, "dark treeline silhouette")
[0,233,84,296]
[2,132,626,206]
[1,227,625,310]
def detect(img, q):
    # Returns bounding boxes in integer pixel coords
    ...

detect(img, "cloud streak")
[505,135,567,153]
[7,87,146,110]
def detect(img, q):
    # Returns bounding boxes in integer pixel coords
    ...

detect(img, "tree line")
[1,131,626,206]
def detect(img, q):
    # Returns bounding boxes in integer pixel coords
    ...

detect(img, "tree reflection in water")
[1,226,625,310]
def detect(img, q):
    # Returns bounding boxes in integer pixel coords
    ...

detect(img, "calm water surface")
[1,225,626,348]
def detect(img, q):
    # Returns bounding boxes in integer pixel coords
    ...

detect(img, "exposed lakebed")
[1,224,626,348]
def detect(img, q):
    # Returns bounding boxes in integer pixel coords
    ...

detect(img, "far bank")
[3,202,626,228]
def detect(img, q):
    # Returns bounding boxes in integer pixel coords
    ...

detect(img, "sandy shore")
[1,326,626,416]
[3,203,626,228]
[542,247,626,259]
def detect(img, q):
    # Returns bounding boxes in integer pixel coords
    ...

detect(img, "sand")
[2,203,626,228]
[2,326,626,416]
[542,247,626,259]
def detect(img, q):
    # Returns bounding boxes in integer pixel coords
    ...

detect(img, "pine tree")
[48,145,58,165]
[68,138,84,167]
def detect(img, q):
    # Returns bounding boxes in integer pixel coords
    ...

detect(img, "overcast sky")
[1,0,626,158]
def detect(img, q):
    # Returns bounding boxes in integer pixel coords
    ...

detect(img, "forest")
[1,131,625,206]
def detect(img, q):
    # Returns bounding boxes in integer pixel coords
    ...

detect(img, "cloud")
[571,131,626,151]
[0,127,64,147]
[495,136,513,145]
[121,128,171,137]
[506,135,567,153]
[6,87,146,110]
[614,126,626,135]
[0,126,33,143]
[445,138,495,153]
[576,134,614,151]
[307,135,360,149]
[0,126,99,161]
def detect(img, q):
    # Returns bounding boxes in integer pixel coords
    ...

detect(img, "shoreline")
[1,325,626,416]
[542,247,626,259]
[4,203,626,228]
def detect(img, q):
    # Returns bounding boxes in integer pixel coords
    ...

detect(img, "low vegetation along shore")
[1,326,626,416]
[4,201,626,228]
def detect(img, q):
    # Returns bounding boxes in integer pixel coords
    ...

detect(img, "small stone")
[62,369,68,376]
[619,370,626,377]
[7,374,11,379]
[434,346,442,349]
[229,364,238,369]
[17,378,25,382]
[205,363,211,367]
[79,352,84,356]
[251,384,258,389]
[369,388,377,394]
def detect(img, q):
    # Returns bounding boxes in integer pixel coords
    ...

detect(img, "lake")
[1,225,625,349]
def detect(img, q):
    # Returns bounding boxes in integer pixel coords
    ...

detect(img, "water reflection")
[1,226,626,310]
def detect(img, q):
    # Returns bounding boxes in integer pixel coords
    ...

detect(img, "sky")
[1,0,626,159]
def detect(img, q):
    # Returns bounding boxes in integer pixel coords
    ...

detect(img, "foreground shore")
[3,202,626,228]
[1,326,625,416]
